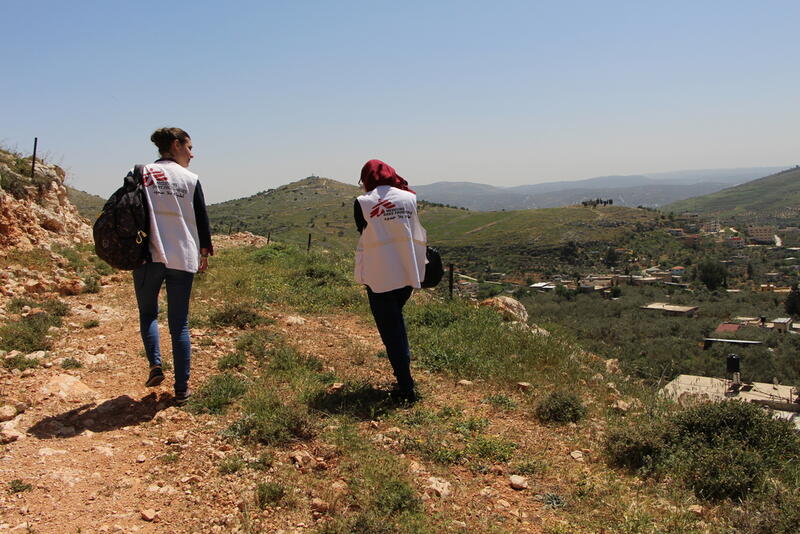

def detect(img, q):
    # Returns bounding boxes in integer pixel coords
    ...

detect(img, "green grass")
[0,313,60,353]
[218,455,245,474]
[82,319,100,329]
[230,387,313,445]
[185,373,247,415]
[217,351,246,370]
[7,479,32,494]
[61,357,83,369]
[254,481,286,509]
[207,302,266,329]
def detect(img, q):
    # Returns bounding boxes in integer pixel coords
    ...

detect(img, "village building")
[714,322,741,334]
[701,220,721,233]
[771,317,793,333]
[726,236,745,248]
[747,225,777,244]
[641,302,699,316]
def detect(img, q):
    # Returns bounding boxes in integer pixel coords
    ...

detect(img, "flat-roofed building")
[641,302,699,316]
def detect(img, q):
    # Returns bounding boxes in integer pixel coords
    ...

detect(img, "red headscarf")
[359,159,414,193]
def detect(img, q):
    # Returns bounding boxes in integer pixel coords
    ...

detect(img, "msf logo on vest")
[370,199,396,218]
[142,168,168,187]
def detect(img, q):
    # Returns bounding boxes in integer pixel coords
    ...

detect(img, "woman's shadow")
[27,392,173,439]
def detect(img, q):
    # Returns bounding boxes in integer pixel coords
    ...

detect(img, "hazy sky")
[2,1,798,202]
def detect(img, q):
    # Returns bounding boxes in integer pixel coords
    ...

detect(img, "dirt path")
[1,265,585,533]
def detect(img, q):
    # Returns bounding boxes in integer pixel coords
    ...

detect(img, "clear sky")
[2,1,798,202]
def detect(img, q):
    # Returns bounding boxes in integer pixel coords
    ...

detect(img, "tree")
[604,247,619,267]
[696,258,727,290]
[785,285,800,316]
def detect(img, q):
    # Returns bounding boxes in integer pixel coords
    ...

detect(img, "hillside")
[415,167,785,211]
[65,186,106,220]
[664,166,800,224]
[207,177,661,274]
[2,239,799,533]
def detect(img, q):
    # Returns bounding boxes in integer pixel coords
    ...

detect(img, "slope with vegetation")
[664,166,800,224]
[206,177,662,275]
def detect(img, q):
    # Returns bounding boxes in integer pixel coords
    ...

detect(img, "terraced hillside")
[664,166,800,224]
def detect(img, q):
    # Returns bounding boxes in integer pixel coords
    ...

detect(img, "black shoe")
[174,390,192,406]
[389,388,418,404]
[145,366,164,387]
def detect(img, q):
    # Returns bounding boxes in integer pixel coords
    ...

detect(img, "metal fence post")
[30,137,38,178]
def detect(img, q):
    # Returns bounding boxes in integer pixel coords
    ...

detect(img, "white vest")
[140,161,201,273]
[355,186,427,293]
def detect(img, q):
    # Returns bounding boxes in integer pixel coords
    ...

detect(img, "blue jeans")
[367,286,414,393]
[133,263,194,393]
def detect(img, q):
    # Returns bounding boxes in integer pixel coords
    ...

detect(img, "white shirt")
[355,186,427,293]
[140,160,201,273]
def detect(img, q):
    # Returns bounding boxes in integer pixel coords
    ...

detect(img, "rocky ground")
[1,239,611,534]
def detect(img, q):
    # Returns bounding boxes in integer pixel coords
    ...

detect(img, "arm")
[354,198,367,234]
[194,182,213,270]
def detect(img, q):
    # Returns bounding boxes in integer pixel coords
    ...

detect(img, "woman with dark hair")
[135,127,213,405]
[354,159,427,402]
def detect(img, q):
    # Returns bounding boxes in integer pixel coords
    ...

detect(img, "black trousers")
[367,286,414,393]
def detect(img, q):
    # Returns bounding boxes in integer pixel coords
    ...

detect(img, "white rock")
[425,476,452,498]
[0,405,17,422]
[40,374,96,402]
[570,450,585,461]
[38,447,67,456]
[285,315,306,326]
[457,380,474,387]
[479,296,528,322]
[509,475,528,490]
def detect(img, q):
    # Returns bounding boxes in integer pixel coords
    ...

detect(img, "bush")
[218,455,245,474]
[61,357,83,369]
[0,312,60,353]
[232,388,312,445]
[535,391,586,424]
[83,319,100,329]
[605,400,800,502]
[680,441,765,500]
[254,481,285,509]
[185,373,247,415]
[3,354,39,371]
[208,303,264,329]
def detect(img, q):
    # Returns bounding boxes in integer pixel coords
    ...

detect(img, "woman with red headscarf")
[354,159,427,402]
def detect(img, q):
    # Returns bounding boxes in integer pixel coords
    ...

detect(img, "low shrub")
[61,357,83,369]
[83,319,100,329]
[535,391,586,424]
[208,303,264,329]
[235,330,276,359]
[3,354,40,371]
[254,481,285,509]
[604,400,800,502]
[7,479,32,494]
[218,352,246,370]
[466,435,517,463]
[232,388,312,445]
[0,312,60,353]
[185,373,247,415]
[218,455,245,474]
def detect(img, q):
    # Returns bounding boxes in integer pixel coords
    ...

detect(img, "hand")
[199,256,209,272]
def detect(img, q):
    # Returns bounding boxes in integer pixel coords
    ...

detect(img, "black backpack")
[93,165,151,270]
[421,246,444,288]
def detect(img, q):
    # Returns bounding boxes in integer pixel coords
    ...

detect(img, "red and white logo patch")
[142,168,168,187]
[369,199,396,218]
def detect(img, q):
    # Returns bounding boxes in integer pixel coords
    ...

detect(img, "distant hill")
[66,186,105,220]
[414,167,786,211]
[207,176,661,274]
[663,166,800,225]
